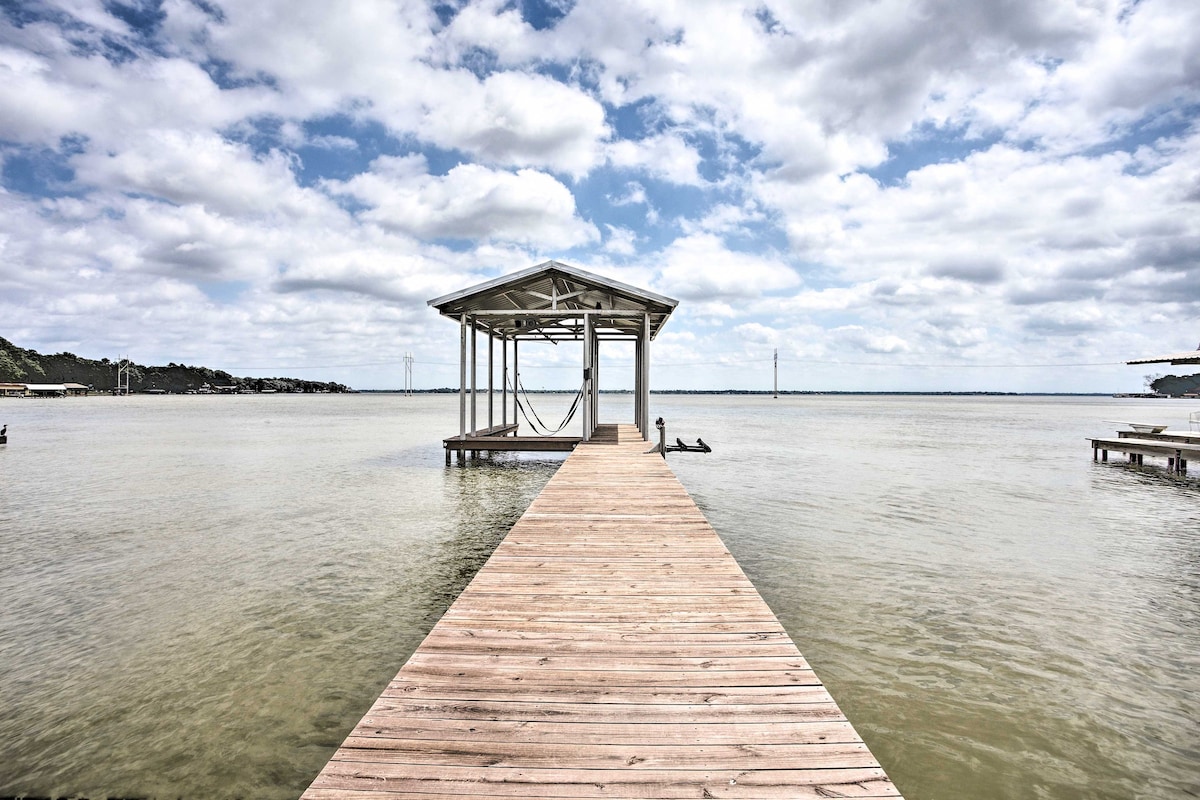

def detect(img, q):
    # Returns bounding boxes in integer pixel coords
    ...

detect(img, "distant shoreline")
[357,389,1128,397]
[6,388,1165,398]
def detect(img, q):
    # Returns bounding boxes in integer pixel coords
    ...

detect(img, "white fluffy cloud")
[1,0,1197,390]
[608,134,704,185]
[329,155,598,248]
[72,130,334,219]
[657,233,800,301]
[415,70,610,176]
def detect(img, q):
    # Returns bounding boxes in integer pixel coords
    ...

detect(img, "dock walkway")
[1090,430,1200,474]
[304,424,900,799]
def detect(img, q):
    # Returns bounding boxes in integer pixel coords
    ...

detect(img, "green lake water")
[0,393,1196,798]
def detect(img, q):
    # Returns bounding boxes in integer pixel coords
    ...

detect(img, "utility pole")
[403,352,415,396]
[773,349,778,398]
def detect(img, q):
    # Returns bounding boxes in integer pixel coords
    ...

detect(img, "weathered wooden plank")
[307,763,900,798]
[402,652,812,671]
[301,424,900,799]
[378,683,834,704]
[430,618,791,634]
[460,584,760,596]
[356,698,848,724]
[416,638,801,657]
[347,718,865,745]
[382,667,822,688]
[325,740,879,769]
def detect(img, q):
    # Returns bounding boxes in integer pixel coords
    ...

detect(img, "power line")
[224,356,1126,371]
[225,361,405,370]
[776,357,1125,369]
[504,357,1125,369]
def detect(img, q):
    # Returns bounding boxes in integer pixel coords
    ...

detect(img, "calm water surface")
[0,394,1197,799]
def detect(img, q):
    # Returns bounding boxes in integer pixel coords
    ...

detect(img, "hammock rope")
[510,375,584,436]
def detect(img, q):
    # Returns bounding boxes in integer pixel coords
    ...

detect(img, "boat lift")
[648,417,712,457]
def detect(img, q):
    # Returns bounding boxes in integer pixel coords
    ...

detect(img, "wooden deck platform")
[304,424,901,799]
[444,423,584,461]
[444,435,582,453]
[1090,435,1200,474]
[1115,429,1200,445]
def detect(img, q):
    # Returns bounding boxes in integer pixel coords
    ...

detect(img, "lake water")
[0,393,1197,799]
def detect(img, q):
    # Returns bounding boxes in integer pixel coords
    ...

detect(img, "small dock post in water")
[302,426,902,799]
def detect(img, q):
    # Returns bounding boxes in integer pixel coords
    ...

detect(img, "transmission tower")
[773,349,778,398]
[403,352,415,396]
[116,357,132,396]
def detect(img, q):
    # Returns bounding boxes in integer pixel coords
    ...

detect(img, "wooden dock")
[444,423,583,462]
[1090,434,1199,474]
[304,424,901,799]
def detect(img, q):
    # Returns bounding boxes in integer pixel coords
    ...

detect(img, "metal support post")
[639,314,651,440]
[583,314,593,442]
[459,315,467,439]
[470,320,477,435]
[488,332,494,430]
[591,327,599,431]
[634,340,642,435]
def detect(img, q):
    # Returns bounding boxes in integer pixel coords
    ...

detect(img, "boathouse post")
[458,314,467,440]
[488,330,494,430]
[634,336,641,437]
[639,312,651,437]
[501,334,508,427]
[470,320,477,435]
[633,319,641,436]
[582,312,594,442]
[590,316,600,433]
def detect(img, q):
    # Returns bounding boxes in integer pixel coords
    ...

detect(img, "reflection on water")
[417,455,564,627]
[0,393,1197,799]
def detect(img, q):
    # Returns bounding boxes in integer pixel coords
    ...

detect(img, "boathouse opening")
[428,261,677,457]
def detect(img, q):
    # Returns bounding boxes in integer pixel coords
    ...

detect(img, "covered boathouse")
[428,261,678,460]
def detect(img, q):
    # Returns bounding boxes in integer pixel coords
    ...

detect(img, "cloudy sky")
[1,0,1197,392]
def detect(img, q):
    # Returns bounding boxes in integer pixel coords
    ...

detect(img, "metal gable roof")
[428,261,678,340]
[1127,349,1200,365]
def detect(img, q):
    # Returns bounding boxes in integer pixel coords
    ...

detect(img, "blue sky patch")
[104,0,166,38]
[1,142,80,198]
[864,122,1003,186]
[518,0,574,31]
[199,279,250,304]
[431,2,459,28]
[608,98,672,140]
[1088,103,1198,164]
[201,58,280,91]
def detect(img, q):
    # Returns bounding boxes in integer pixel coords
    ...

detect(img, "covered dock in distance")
[1126,347,1200,366]
[428,261,677,462]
